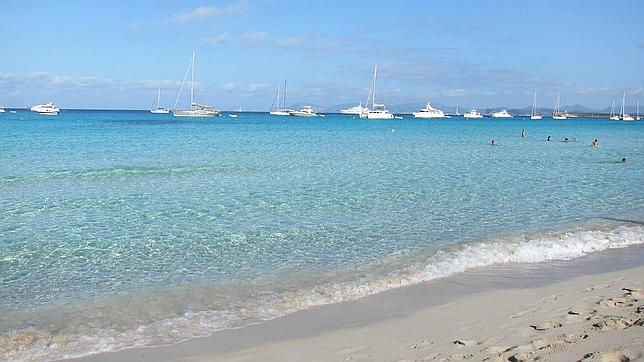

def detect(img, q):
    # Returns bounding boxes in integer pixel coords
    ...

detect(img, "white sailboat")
[491,109,513,118]
[30,102,60,115]
[463,109,483,118]
[150,89,170,114]
[636,100,641,121]
[530,91,542,120]
[412,102,448,118]
[609,100,619,120]
[552,95,567,119]
[363,65,394,119]
[455,104,460,116]
[173,52,219,117]
[269,81,294,116]
[619,92,635,121]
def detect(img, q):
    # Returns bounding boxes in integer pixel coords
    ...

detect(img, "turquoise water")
[1,110,643,360]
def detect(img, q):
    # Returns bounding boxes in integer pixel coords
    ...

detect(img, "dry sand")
[74,246,644,362]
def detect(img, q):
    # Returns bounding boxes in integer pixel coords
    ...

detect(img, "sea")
[1,110,643,360]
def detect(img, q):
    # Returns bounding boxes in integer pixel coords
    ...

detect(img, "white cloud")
[242,31,270,46]
[201,32,230,45]
[171,2,249,23]
[223,82,236,90]
[247,83,270,92]
[277,37,303,49]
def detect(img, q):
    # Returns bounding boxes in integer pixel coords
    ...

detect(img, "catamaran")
[150,89,170,114]
[412,102,448,118]
[30,102,60,115]
[362,65,394,119]
[491,109,513,118]
[173,52,219,117]
[619,92,635,121]
[552,95,567,119]
[289,105,317,117]
[530,91,542,120]
[269,81,294,116]
[463,109,483,118]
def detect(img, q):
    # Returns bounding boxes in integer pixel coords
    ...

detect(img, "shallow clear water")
[1,110,643,360]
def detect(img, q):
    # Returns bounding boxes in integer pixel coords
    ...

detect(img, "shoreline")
[73,243,644,362]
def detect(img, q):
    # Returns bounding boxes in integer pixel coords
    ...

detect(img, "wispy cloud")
[242,31,270,46]
[277,37,303,49]
[201,32,230,45]
[223,82,236,90]
[171,2,249,23]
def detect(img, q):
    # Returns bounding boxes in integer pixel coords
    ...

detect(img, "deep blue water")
[1,110,643,359]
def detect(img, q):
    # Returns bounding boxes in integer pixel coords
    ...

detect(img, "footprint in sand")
[597,297,636,308]
[452,340,479,348]
[565,308,596,323]
[530,321,562,331]
[593,316,639,331]
[447,352,473,360]
[410,338,434,349]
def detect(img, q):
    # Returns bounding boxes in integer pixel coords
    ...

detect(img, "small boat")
[491,109,513,118]
[609,100,619,120]
[172,52,220,117]
[269,81,294,116]
[412,102,448,118]
[364,65,394,119]
[463,109,483,119]
[10,110,17,113]
[339,103,369,115]
[552,95,567,119]
[150,89,170,114]
[619,92,634,121]
[530,91,542,120]
[228,114,238,118]
[0,107,5,113]
[30,102,60,115]
[290,105,317,117]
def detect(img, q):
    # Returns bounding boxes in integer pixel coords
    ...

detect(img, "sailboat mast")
[372,65,377,107]
[190,52,195,107]
[621,92,626,118]
[283,80,287,109]
[157,89,161,108]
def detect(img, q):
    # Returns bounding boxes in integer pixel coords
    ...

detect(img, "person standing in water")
[521,129,526,140]
[547,135,552,142]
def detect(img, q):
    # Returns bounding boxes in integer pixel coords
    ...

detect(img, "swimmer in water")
[491,139,497,146]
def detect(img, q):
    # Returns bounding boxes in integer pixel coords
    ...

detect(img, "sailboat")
[619,92,635,121]
[552,95,566,119]
[269,81,294,116]
[455,104,460,116]
[636,100,641,121]
[530,91,542,120]
[609,100,619,120]
[150,89,170,114]
[173,52,219,117]
[363,65,394,119]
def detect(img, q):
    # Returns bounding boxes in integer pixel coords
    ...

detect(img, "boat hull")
[150,109,170,114]
[412,113,448,118]
[530,115,543,120]
[367,112,394,119]
[172,110,219,117]
[269,111,291,116]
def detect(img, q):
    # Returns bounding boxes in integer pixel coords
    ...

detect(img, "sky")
[1,0,643,110]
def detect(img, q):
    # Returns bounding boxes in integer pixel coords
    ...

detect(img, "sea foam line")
[2,224,642,361]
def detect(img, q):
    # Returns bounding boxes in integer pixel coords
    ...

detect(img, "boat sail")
[363,65,394,119]
[150,89,170,114]
[552,95,566,119]
[173,52,219,117]
[530,91,542,120]
[619,92,635,121]
[270,81,294,116]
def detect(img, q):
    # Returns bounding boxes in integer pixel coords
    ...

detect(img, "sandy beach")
[72,244,644,362]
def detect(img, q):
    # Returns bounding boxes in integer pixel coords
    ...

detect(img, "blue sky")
[1,0,643,110]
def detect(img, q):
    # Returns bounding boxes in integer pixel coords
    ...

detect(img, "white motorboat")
[150,89,170,114]
[30,102,60,115]
[463,109,483,119]
[269,81,294,116]
[289,105,317,117]
[619,92,634,121]
[363,65,394,119]
[412,102,448,118]
[552,95,567,119]
[172,52,220,117]
[339,103,369,115]
[530,91,542,120]
[491,109,513,118]
[0,107,5,113]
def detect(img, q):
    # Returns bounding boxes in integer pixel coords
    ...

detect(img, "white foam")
[3,224,643,361]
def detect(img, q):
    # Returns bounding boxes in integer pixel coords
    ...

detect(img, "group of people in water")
[488,130,626,163]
